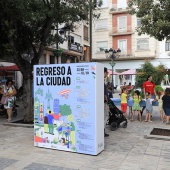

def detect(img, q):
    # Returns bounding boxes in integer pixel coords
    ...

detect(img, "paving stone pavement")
[0,94,170,170]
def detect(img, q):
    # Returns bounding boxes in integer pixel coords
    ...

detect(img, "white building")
[92,0,170,89]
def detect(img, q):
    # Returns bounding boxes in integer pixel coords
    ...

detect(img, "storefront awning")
[0,65,19,71]
[63,50,83,57]
[119,69,136,75]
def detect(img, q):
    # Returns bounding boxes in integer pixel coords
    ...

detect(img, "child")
[162,88,170,124]
[143,92,156,122]
[121,88,128,118]
[131,90,142,122]
[156,90,165,122]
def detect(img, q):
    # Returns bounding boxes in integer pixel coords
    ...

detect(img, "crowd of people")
[120,75,170,124]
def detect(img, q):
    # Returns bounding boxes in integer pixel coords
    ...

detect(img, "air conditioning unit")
[168,52,170,56]
[118,8,122,11]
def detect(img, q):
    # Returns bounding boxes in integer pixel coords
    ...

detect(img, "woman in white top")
[0,80,17,122]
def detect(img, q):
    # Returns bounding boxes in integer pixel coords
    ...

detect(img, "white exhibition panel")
[34,62,104,155]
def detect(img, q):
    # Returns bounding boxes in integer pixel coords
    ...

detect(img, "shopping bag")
[0,96,8,105]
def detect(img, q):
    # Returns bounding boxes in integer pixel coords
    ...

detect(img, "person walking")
[156,90,165,122]
[164,74,169,85]
[162,88,170,124]
[141,75,156,115]
[104,67,109,137]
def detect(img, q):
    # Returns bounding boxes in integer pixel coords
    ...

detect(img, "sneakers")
[104,129,109,137]
[104,133,109,137]
[7,119,12,123]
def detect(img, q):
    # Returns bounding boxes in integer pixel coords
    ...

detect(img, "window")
[137,39,149,50]
[137,18,141,27]
[117,0,127,9]
[95,19,108,30]
[50,55,55,64]
[96,41,108,52]
[84,26,88,41]
[68,35,74,44]
[118,16,127,32]
[118,40,127,55]
[165,41,170,51]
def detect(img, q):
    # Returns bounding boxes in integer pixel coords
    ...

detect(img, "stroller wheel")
[13,109,17,117]
[122,122,127,128]
[110,122,118,131]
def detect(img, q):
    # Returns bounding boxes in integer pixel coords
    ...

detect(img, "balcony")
[110,4,129,14]
[110,26,134,36]
[117,50,156,60]
[92,50,156,61]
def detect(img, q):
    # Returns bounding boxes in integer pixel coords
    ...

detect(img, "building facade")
[41,22,90,65]
[92,0,170,88]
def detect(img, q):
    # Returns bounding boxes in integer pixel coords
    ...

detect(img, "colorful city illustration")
[34,88,76,152]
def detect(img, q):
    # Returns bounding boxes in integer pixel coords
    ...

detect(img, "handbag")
[1,96,8,105]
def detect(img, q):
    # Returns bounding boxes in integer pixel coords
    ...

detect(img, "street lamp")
[54,25,70,63]
[105,48,121,95]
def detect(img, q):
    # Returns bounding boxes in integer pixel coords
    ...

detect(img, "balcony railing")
[110,4,129,13]
[110,26,134,35]
[92,50,156,60]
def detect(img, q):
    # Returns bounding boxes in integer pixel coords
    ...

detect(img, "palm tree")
[35,88,43,102]
[45,89,53,110]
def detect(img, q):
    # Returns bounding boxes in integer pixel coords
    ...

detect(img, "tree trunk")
[23,77,33,122]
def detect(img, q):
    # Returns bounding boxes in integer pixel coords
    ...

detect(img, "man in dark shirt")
[104,67,109,137]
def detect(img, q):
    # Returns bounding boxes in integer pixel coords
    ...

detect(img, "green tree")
[135,61,166,88]
[59,104,72,116]
[0,0,102,122]
[128,0,170,40]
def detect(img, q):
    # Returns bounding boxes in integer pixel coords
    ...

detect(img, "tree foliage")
[59,104,72,116]
[0,0,101,121]
[128,0,170,41]
[135,61,167,87]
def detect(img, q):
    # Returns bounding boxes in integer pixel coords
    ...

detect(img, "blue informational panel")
[34,62,104,155]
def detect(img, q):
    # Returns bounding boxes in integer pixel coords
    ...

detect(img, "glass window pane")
[137,18,141,27]
[96,41,108,52]
[95,19,108,30]
[137,39,149,50]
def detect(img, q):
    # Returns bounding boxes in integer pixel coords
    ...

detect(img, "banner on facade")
[34,62,104,155]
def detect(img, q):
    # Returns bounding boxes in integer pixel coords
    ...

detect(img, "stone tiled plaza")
[0,94,170,170]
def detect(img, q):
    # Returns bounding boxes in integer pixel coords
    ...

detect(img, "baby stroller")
[107,99,128,131]
[0,94,17,118]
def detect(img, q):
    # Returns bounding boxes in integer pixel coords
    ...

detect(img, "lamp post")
[105,48,121,95]
[54,25,70,63]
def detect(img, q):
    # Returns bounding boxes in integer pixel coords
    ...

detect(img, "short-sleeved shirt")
[133,96,141,103]
[143,98,154,112]
[143,81,155,95]
[162,95,170,108]
[156,95,163,105]
[121,93,127,103]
